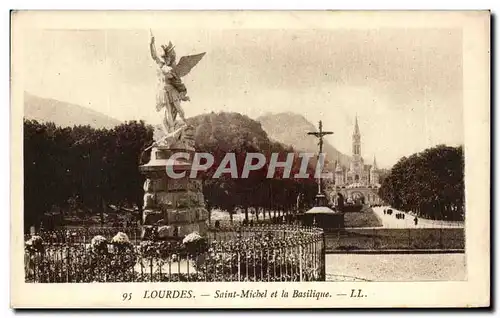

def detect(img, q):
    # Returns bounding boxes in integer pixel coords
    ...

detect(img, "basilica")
[334,116,381,205]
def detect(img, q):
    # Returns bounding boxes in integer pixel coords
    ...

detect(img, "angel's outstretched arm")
[150,37,162,65]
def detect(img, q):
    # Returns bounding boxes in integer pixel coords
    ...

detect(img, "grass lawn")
[343,207,383,228]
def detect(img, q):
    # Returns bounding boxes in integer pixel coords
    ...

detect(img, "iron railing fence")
[24,225,326,283]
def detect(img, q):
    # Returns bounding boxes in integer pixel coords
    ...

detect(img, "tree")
[379,145,464,220]
[23,119,154,230]
[108,121,153,222]
[190,112,318,222]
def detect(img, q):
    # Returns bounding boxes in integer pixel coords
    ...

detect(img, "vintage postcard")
[10,10,490,308]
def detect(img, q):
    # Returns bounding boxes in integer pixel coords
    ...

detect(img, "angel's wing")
[172,52,206,77]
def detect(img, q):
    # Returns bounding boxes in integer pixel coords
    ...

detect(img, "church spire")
[372,155,378,170]
[352,114,361,157]
[354,114,360,136]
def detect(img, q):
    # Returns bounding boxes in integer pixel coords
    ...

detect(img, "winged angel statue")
[150,32,205,136]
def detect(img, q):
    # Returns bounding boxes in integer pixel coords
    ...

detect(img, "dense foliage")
[189,112,318,223]
[24,120,153,231]
[378,145,464,221]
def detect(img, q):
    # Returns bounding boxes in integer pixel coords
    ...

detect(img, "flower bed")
[24,227,142,244]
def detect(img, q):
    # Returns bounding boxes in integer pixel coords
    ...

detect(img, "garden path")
[372,207,464,229]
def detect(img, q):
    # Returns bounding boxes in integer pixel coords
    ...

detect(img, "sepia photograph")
[10,10,490,308]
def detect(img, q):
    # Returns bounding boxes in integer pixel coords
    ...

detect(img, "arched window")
[355,174,359,182]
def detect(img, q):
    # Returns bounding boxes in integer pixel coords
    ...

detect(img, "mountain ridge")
[23,92,121,129]
[257,112,351,169]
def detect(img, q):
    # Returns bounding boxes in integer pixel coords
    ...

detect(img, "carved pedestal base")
[139,143,208,241]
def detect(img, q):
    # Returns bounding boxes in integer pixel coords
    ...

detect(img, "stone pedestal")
[139,137,209,240]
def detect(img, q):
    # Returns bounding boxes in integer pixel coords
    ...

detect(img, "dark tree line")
[24,112,319,230]
[378,145,464,221]
[24,120,153,231]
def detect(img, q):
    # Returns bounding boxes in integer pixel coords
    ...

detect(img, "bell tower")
[347,115,366,185]
[352,115,361,159]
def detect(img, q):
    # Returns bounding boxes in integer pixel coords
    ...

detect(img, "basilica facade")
[334,116,381,205]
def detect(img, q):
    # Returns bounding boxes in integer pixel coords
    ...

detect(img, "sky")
[22,27,463,168]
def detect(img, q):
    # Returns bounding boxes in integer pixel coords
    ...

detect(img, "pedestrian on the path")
[414,216,418,226]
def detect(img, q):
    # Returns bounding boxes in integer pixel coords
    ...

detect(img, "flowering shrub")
[90,235,108,254]
[183,231,202,244]
[25,235,44,254]
[112,232,130,245]
[24,235,46,281]
[25,231,138,283]
[24,227,141,245]
[183,231,208,257]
